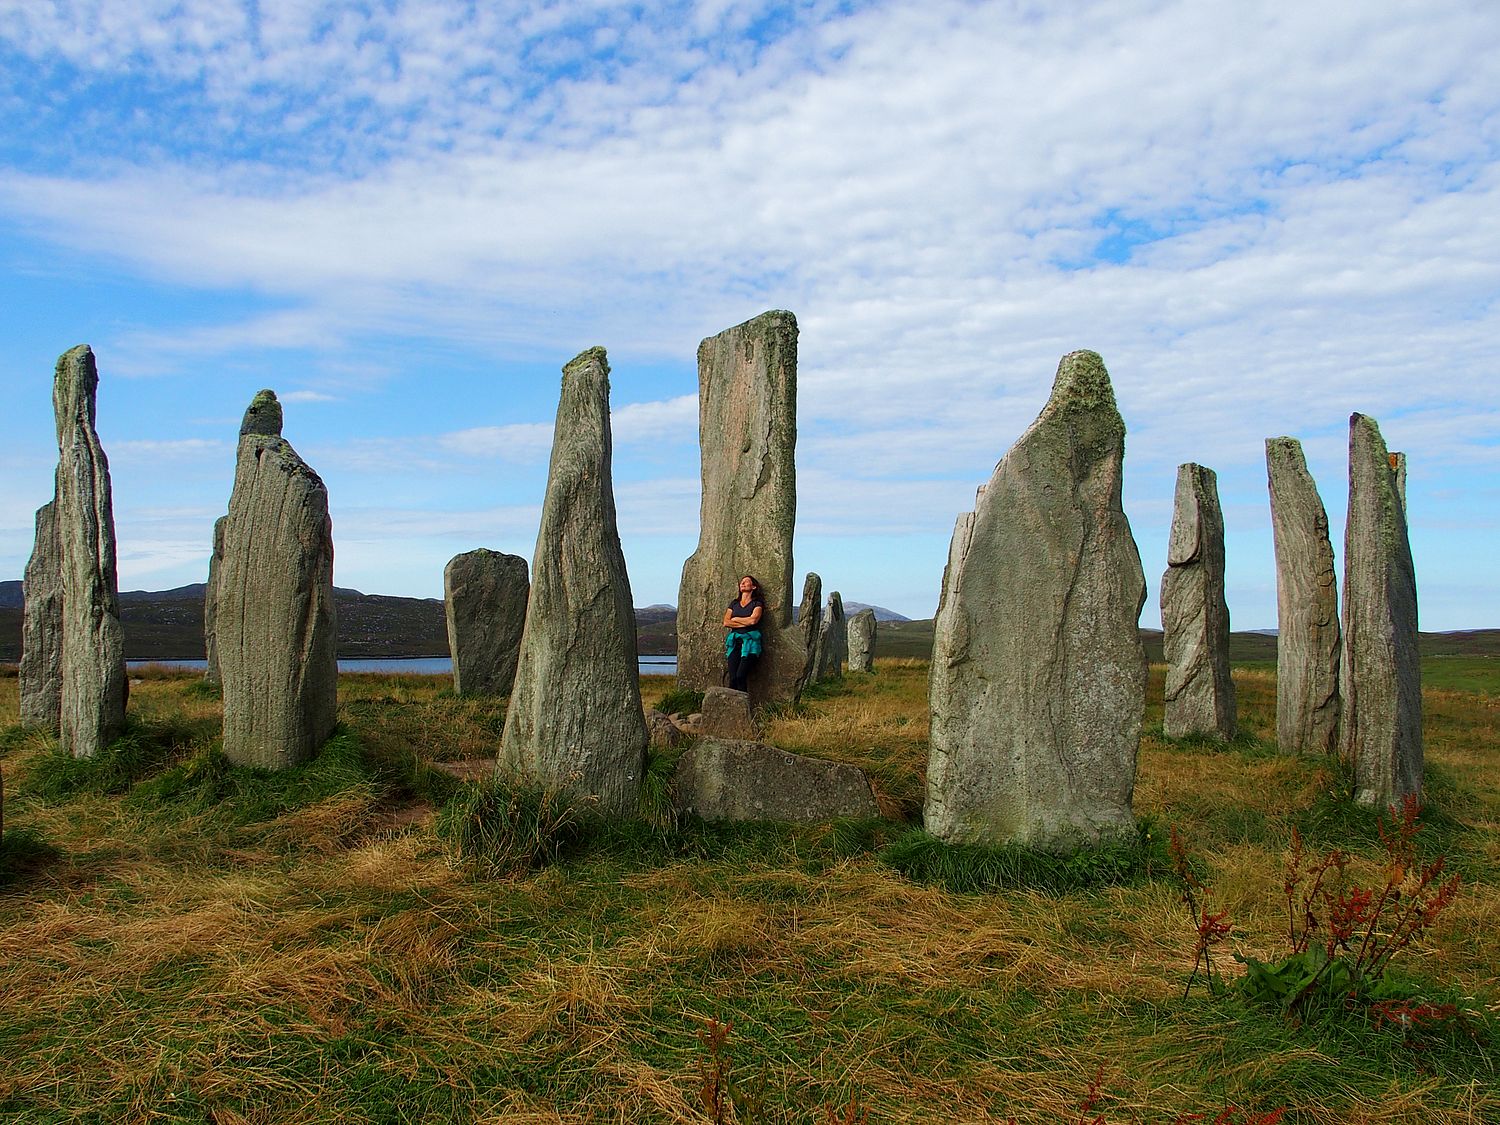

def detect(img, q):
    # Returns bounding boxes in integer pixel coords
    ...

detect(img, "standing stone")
[1339,414,1421,807]
[847,607,878,674]
[19,501,62,730]
[1161,464,1236,740]
[1265,437,1340,755]
[216,390,338,770]
[500,348,647,816]
[926,350,1146,850]
[53,346,128,758]
[796,571,822,685]
[203,515,226,687]
[676,311,806,703]
[811,591,847,681]
[444,549,529,697]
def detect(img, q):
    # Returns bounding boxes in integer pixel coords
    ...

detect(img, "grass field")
[0,658,1496,1124]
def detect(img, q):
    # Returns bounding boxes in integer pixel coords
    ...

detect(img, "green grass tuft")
[877,819,1166,894]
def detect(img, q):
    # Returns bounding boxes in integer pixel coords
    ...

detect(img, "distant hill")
[0,584,683,661]
[842,602,911,622]
[3,580,1498,664]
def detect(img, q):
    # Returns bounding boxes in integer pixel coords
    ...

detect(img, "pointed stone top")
[53,344,99,440]
[240,389,283,437]
[563,346,610,377]
[1048,350,1117,413]
[1265,435,1306,464]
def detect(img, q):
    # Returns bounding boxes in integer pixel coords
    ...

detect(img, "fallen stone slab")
[672,738,879,824]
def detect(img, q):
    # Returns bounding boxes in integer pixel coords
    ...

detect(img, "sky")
[0,0,1496,630]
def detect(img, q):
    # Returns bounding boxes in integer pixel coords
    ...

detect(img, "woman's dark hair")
[739,574,761,593]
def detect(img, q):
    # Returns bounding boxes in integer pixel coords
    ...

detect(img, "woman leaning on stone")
[722,575,765,692]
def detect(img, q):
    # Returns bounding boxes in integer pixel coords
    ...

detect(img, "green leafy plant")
[1236,795,1462,1016]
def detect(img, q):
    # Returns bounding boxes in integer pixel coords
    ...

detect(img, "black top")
[727,595,765,626]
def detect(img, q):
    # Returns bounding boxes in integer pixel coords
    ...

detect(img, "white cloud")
[281,389,337,403]
[437,422,556,462]
[1,0,1498,624]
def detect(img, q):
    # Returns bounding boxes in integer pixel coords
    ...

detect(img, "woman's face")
[738,576,756,596]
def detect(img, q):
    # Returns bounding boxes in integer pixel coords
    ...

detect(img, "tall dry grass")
[0,659,1495,1123]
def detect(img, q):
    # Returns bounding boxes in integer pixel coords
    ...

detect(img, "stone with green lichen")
[1161,463,1236,740]
[1339,413,1421,806]
[847,607,877,674]
[1266,436,1341,756]
[215,389,338,770]
[444,548,528,697]
[19,500,62,731]
[500,347,646,817]
[810,590,846,681]
[676,310,806,704]
[796,571,822,685]
[926,350,1145,851]
[52,345,128,759]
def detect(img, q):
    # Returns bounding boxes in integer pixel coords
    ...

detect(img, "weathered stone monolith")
[216,390,338,770]
[847,607,877,674]
[796,571,822,685]
[444,549,529,697]
[1265,437,1340,755]
[203,515,226,687]
[926,350,1146,850]
[53,346,128,758]
[500,348,647,815]
[677,311,805,703]
[700,686,758,740]
[811,591,846,681]
[1340,414,1421,807]
[1161,464,1236,740]
[19,500,62,730]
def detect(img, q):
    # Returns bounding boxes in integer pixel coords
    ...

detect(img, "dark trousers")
[726,646,758,692]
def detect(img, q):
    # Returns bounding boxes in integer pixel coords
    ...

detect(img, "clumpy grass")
[876,821,1166,894]
[436,772,601,876]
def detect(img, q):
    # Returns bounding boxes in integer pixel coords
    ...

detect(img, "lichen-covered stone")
[811,591,847,681]
[673,738,879,824]
[216,390,338,770]
[203,515,227,687]
[1339,414,1421,807]
[796,571,822,685]
[500,348,647,816]
[700,686,757,740]
[926,350,1146,850]
[847,607,877,674]
[444,549,529,696]
[1265,437,1340,755]
[677,311,806,703]
[19,500,62,730]
[53,346,127,758]
[1161,464,1236,740]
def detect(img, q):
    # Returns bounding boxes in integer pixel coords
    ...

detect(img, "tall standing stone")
[811,591,846,681]
[677,311,805,703]
[926,350,1146,850]
[444,549,529,697]
[53,346,127,758]
[847,607,878,674]
[796,572,822,685]
[1339,414,1421,807]
[216,390,338,770]
[203,515,227,687]
[500,348,647,816]
[1161,464,1236,740]
[1265,437,1340,755]
[19,501,62,730]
